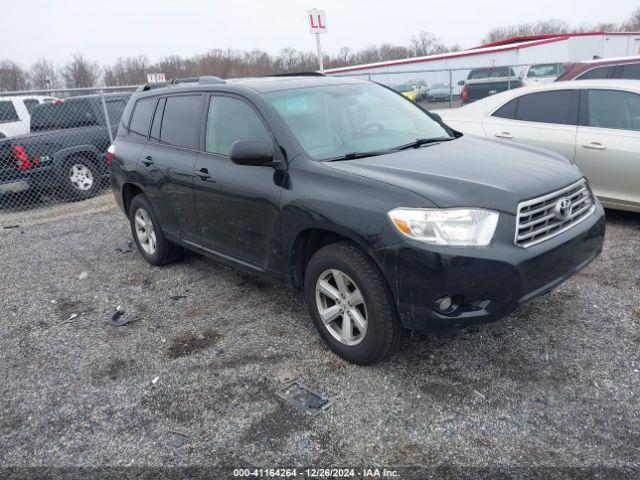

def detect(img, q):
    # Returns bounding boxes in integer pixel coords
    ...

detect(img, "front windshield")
[265,83,451,161]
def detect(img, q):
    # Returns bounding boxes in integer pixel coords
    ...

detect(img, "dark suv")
[110,75,605,364]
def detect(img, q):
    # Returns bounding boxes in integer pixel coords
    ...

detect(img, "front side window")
[265,83,451,160]
[159,95,202,149]
[492,98,517,119]
[0,101,19,123]
[585,89,640,132]
[128,97,157,139]
[205,96,271,155]
[515,90,574,125]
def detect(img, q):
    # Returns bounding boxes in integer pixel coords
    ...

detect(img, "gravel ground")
[1,195,639,476]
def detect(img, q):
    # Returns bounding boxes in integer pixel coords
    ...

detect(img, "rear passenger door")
[574,89,640,209]
[193,94,283,271]
[140,94,203,241]
[481,89,578,161]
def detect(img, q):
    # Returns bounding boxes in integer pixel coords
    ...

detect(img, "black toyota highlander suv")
[109,75,605,364]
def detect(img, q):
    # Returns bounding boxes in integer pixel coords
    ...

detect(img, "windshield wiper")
[325,150,389,162]
[393,137,454,151]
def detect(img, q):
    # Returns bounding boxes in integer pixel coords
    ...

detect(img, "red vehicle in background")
[556,56,640,81]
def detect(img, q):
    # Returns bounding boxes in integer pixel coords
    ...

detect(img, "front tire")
[128,194,183,266]
[304,241,406,365]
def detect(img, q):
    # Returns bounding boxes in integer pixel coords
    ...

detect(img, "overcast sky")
[1,0,638,66]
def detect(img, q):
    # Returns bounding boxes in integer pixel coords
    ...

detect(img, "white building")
[325,32,640,88]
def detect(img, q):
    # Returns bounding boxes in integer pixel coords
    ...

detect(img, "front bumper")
[372,202,606,330]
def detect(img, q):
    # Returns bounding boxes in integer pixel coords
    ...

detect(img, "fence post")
[449,69,453,108]
[508,66,511,91]
[100,88,113,144]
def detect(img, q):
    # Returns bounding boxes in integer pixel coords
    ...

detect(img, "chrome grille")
[515,179,595,248]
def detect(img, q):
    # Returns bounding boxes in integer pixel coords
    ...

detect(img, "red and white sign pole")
[307,9,327,72]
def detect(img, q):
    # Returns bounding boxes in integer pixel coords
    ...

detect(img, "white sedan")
[435,80,640,213]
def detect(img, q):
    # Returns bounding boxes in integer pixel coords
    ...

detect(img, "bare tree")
[0,60,29,92]
[61,54,100,88]
[104,55,149,86]
[622,7,640,31]
[481,19,571,44]
[30,59,58,89]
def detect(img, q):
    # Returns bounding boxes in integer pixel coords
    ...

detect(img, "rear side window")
[0,101,19,123]
[619,63,640,79]
[584,89,640,131]
[492,98,517,119]
[128,97,157,139]
[205,96,271,155]
[160,95,202,149]
[577,65,615,80]
[515,90,574,125]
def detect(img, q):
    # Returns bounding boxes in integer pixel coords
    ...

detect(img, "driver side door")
[193,94,284,271]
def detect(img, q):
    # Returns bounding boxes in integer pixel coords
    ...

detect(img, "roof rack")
[269,72,326,77]
[136,75,226,92]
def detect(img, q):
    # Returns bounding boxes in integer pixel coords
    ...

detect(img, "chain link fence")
[0,86,136,213]
[332,62,567,109]
[0,62,567,214]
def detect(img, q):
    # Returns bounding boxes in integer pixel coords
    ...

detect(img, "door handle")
[581,142,606,150]
[495,131,513,139]
[142,155,154,166]
[195,168,212,181]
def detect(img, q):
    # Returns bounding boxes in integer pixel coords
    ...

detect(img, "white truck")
[0,95,58,138]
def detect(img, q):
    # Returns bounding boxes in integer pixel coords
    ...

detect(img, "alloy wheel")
[315,269,368,346]
[134,208,157,255]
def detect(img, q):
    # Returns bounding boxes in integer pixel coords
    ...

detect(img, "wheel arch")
[289,227,379,290]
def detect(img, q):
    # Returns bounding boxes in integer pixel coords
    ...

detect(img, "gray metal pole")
[99,89,113,144]
[449,70,453,108]
[315,33,324,73]
[508,66,511,91]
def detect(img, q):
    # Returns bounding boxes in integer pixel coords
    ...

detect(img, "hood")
[323,135,582,214]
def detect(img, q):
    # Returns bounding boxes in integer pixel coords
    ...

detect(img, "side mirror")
[457,80,465,86]
[229,139,274,167]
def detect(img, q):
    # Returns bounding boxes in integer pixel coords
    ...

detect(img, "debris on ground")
[168,429,190,447]
[109,308,138,327]
[78,271,88,280]
[170,295,187,301]
[151,376,160,385]
[116,242,133,253]
[276,368,296,384]
[633,308,640,318]
[276,381,332,416]
[2,224,20,230]
[66,313,78,321]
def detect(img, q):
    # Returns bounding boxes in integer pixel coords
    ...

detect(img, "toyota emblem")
[553,197,573,220]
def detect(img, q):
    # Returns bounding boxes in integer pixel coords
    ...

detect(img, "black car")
[461,67,523,104]
[0,93,130,201]
[109,75,605,364]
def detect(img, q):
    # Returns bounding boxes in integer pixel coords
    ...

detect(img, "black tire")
[61,155,101,200]
[128,194,183,266]
[304,241,406,365]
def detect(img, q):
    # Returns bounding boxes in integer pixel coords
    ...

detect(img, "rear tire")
[61,156,101,200]
[128,194,183,266]
[304,241,406,365]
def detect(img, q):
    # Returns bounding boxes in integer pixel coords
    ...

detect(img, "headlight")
[388,208,499,246]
